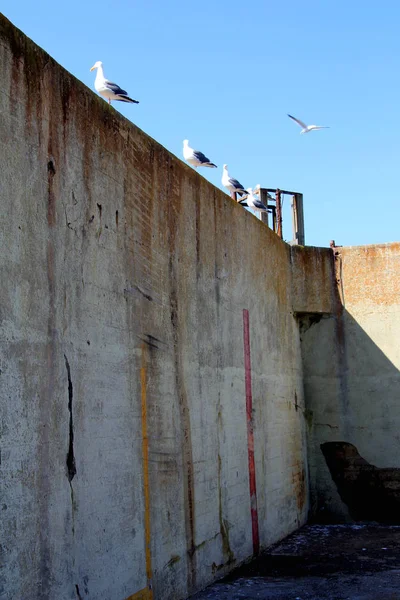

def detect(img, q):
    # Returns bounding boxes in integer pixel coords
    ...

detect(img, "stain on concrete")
[293,467,306,513]
[321,442,400,523]
[169,260,196,592]
[217,454,235,566]
[165,555,181,568]
[75,583,83,599]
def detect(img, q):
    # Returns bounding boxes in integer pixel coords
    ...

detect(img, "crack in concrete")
[64,354,76,483]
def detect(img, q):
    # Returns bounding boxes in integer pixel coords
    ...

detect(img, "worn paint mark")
[125,588,151,600]
[140,344,153,599]
[243,309,260,556]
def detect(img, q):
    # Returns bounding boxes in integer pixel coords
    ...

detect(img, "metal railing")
[235,188,305,246]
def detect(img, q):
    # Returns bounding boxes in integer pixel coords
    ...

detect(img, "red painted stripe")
[243,309,260,556]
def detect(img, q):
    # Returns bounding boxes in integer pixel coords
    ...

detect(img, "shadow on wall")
[299,307,400,523]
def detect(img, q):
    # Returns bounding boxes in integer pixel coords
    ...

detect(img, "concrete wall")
[0,15,311,600]
[302,243,400,522]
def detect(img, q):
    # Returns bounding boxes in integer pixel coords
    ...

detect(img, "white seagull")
[287,114,329,134]
[183,140,217,168]
[90,61,139,105]
[222,164,247,197]
[253,184,274,204]
[245,187,268,213]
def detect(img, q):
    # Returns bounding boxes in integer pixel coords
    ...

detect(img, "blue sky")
[2,1,399,247]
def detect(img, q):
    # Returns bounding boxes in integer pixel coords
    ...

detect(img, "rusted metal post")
[291,193,305,245]
[275,189,282,238]
[259,189,269,226]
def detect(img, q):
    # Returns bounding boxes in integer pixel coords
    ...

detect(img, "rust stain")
[169,281,196,591]
[166,168,196,592]
[140,344,153,598]
[291,245,335,314]
[217,454,235,565]
[335,244,400,307]
[332,249,349,422]
[194,186,201,282]
[292,467,306,512]
[243,309,260,556]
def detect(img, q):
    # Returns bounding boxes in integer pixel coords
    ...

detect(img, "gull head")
[223,164,228,170]
[90,61,103,72]
[254,183,261,193]
[183,139,189,146]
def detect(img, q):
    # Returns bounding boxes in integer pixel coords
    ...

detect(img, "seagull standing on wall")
[244,188,268,213]
[183,140,217,169]
[222,164,247,197]
[287,114,329,134]
[90,61,139,105]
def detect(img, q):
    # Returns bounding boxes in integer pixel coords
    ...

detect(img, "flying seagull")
[245,188,267,213]
[90,61,139,105]
[287,114,329,134]
[222,164,247,197]
[183,140,217,168]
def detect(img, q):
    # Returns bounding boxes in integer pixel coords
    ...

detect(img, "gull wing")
[287,114,308,129]
[253,199,267,210]
[193,150,211,164]
[105,79,128,96]
[229,177,245,191]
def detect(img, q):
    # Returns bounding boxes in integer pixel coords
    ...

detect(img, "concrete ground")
[192,525,400,599]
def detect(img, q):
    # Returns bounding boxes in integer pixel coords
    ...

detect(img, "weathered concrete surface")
[0,14,312,600]
[291,245,336,315]
[3,12,399,600]
[302,243,400,522]
[192,524,400,599]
